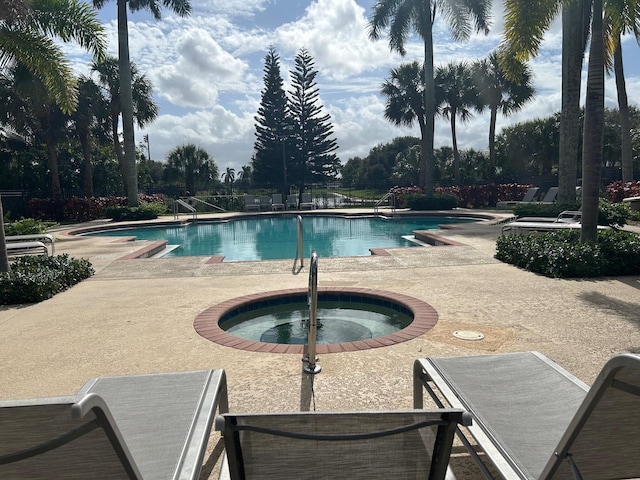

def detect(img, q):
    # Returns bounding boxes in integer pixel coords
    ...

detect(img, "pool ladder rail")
[303,251,321,374]
[374,192,396,216]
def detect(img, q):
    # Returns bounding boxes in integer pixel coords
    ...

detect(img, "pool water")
[220,298,413,344]
[88,215,475,261]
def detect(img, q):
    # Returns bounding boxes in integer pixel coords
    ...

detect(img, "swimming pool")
[87,215,476,261]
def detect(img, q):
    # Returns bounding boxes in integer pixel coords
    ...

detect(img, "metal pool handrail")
[295,215,304,268]
[303,251,321,374]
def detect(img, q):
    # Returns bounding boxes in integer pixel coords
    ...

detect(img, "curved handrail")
[304,252,321,374]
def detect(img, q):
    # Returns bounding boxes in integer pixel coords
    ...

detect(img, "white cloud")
[64,0,639,181]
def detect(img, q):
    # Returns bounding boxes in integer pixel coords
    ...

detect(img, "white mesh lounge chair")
[216,409,471,480]
[414,351,640,480]
[258,196,271,211]
[286,194,298,209]
[299,193,313,210]
[0,369,228,479]
[244,195,260,212]
[271,194,284,210]
[496,187,539,207]
[5,241,49,257]
[537,186,559,204]
[6,234,55,254]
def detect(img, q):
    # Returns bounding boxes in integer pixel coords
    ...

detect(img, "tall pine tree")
[252,47,291,194]
[288,48,339,196]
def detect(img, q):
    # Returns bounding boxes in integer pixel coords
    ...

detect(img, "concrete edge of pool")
[193,287,439,354]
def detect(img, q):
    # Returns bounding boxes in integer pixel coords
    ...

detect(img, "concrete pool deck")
[1,208,639,478]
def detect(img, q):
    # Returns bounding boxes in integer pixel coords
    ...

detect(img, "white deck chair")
[216,409,471,480]
[0,369,228,479]
[496,187,539,207]
[414,352,640,480]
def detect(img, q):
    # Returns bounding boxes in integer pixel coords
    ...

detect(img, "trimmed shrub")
[0,254,94,304]
[104,202,167,221]
[406,193,459,210]
[495,229,640,278]
[605,180,640,202]
[513,202,581,218]
[4,218,58,235]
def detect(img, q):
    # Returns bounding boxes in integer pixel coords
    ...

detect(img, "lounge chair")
[537,186,558,204]
[258,196,271,211]
[244,195,260,212]
[501,220,608,236]
[6,234,55,254]
[286,194,298,209]
[299,193,313,210]
[216,409,471,480]
[5,241,49,257]
[414,352,640,480]
[271,194,284,211]
[0,369,228,479]
[496,187,539,208]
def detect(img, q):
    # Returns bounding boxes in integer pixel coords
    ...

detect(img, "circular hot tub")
[194,288,438,354]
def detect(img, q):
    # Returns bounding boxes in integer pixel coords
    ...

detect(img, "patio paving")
[1,209,639,478]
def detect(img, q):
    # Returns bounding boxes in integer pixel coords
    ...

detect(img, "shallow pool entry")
[194,288,439,354]
[221,299,413,344]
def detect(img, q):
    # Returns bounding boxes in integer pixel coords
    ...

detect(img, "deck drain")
[453,330,485,341]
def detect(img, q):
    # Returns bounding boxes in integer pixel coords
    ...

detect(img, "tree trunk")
[117,0,139,207]
[450,110,460,186]
[423,21,435,194]
[488,107,498,183]
[580,0,604,243]
[0,195,9,273]
[111,116,128,195]
[614,38,633,182]
[79,128,94,197]
[558,0,587,203]
[41,115,61,201]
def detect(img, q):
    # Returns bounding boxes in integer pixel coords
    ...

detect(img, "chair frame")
[1,369,228,480]
[216,409,471,480]
[413,352,640,480]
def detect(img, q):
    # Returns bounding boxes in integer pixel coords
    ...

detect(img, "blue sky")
[68,0,640,175]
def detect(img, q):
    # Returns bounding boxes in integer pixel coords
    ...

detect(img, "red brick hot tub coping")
[193,287,439,354]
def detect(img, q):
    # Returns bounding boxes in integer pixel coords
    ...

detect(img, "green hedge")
[4,218,58,236]
[1,254,95,304]
[495,229,640,278]
[406,193,459,210]
[104,202,166,221]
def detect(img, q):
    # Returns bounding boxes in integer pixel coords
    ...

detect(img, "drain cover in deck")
[453,330,484,341]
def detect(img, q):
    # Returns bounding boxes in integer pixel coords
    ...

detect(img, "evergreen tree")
[288,48,339,195]
[252,46,291,194]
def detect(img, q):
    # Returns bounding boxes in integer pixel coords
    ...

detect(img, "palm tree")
[238,165,252,189]
[165,144,217,195]
[606,1,640,183]
[92,0,191,207]
[472,52,534,183]
[500,0,615,240]
[222,167,235,195]
[613,40,634,182]
[435,61,478,186]
[558,0,590,203]
[368,0,491,193]
[0,0,105,272]
[380,62,426,183]
[92,56,158,196]
[72,75,109,197]
[0,0,106,113]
